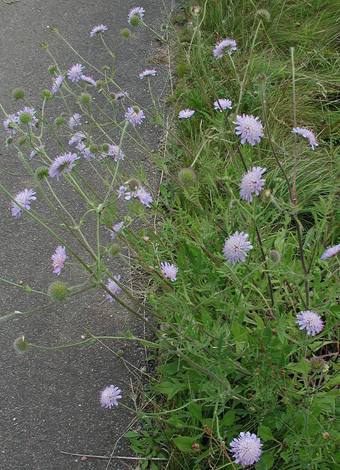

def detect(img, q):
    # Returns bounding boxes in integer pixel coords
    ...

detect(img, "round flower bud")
[323,432,330,440]
[121,28,131,38]
[19,112,33,124]
[41,90,53,100]
[109,92,116,100]
[110,244,121,256]
[161,24,168,31]
[48,65,57,74]
[191,5,201,15]
[17,136,26,145]
[48,281,70,303]
[261,188,272,202]
[12,88,25,100]
[101,143,110,153]
[80,93,91,104]
[310,357,327,373]
[6,137,14,146]
[41,42,49,49]
[255,73,267,86]
[54,116,64,126]
[61,112,68,118]
[269,250,281,264]
[89,144,98,154]
[36,167,49,180]
[13,335,29,355]
[255,9,271,22]
[102,65,110,71]
[178,167,196,186]
[117,349,124,356]
[96,80,103,88]
[130,15,140,26]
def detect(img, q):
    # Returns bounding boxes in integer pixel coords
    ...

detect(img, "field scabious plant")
[1,1,340,469]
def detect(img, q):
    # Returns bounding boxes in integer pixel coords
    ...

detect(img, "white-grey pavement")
[0,0,177,468]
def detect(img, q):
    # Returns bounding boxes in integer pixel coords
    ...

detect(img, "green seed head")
[121,28,131,38]
[89,144,98,154]
[19,112,33,124]
[48,65,57,74]
[261,188,271,202]
[323,432,330,440]
[110,244,121,256]
[12,88,25,100]
[191,5,201,15]
[310,357,327,373]
[41,90,53,99]
[255,73,267,86]
[178,168,196,186]
[230,199,238,208]
[54,116,65,126]
[101,143,110,153]
[80,93,91,104]
[269,250,281,264]
[96,80,103,88]
[6,137,14,146]
[36,167,49,180]
[130,15,140,26]
[102,65,110,71]
[13,335,29,355]
[48,282,70,303]
[18,136,26,145]
[255,9,271,22]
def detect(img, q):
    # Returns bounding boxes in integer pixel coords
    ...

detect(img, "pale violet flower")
[81,75,97,86]
[100,145,125,161]
[106,276,121,302]
[11,189,36,218]
[90,24,107,37]
[161,262,178,282]
[240,167,266,202]
[68,113,81,129]
[51,246,67,275]
[125,107,145,126]
[296,310,324,336]
[234,114,264,146]
[230,432,263,466]
[67,63,84,82]
[213,38,237,58]
[135,187,153,207]
[321,243,340,261]
[115,91,129,101]
[116,186,127,198]
[139,69,157,79]
[111,222,124,240]
[128,6,145,24]
[223,231,253,265]
[17,106,38,126]
[214,98,232,112]
[292,127,318,150]
[100,385,122,409]
[48,152,79,180]
[178,109,195,119]
[51,74,63,94]
[69,131,87,145]
[3,114,19,134]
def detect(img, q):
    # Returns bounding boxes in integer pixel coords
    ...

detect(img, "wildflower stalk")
[0,277,49,297]
[291,47,297,204]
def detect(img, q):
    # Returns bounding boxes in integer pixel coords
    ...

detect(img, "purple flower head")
[68,113,81,129]
[234,114,264,146]
[100,145,125,161]
[48,152,79,180]
[296,310,324,336]
[292,126,318,150]
[90,24,108,37]
[17,107,38,126]
[81,75,97,86]
[223,231,253,265]
[139,69,157,79]
[214,98,232,112]
[3,114,19,134]
[69,131,87,145]
[125,106,145,126]
[81,147,96,161]
[213,38,237,58]
[100,385,122,409]
[51,74,64,94]
[67,63,84,82]
[230,432,263,466]
[161,262,178,282]
[111,221,124,240]
[240,167,266,203]
[135,187,153,207]
[116,186,127,198]
[11,189,36,218]
[128,6,145,24]
[106,275,121,302]
[51,246,67,275]
[30,145,43,159]
[178,109,195,119]
[115,91,129,101]
[321,243,340,261]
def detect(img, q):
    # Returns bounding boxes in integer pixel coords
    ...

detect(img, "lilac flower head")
[68,113,81,129]
[11,189,36,218]
[48,152,79,180]
[116,186,127,198]
[17,107,38,126]
[51,246,67,275]
[115,91,129,101]
[135,187,153,207]
[51,74,63,94]
[111,221,124,240]
[161,262,178,282]
[234,114,264,146]
[125,106,145,126]
[139,69,157,79]
[240,167,266,203]
[90,24,108,37]
[3,114,19,134]
[178,109,195,119]
[296,310,324,336]
[100,385,122,409]
[106,275,121,302]
[81,147,96,161]
[100,145,125,161]
[223,231,253,265]
[230,432,263,466]
[292,127,318,150]
[81,75,97,86]
[128,6,145,24]
[213,38,237,58]
[214,98,232,112]
[69,131,87,145]
[67,63,84,82]
[321,243,340,261]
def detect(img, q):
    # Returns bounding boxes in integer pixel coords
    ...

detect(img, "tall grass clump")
[1,1,340,469]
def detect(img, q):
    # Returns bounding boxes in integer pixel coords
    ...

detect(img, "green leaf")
[172,436,195,452]
[155,380,187,399]
[258,425,275,442]
[188,403,203,423]
[220,411,235,428]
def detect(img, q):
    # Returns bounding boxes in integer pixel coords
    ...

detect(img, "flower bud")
[36,167,49,180]
[48,282,70,303]
[178,167,196,186]
[261,188,271,202]
[269,250,281,264]
[110,244,121,256]
[101,143,110,153]
[255,73,267,86]
[13,335,29,355]
[6,137,14,146]
[255,9,271,22]
[121,28,131,38]
[48,65,57,74]
[323,432,330,440]
[80,93,91,104]
[90,144,98,154]
[12,88,25,100]
[18,136,26,145]
[19,112,33,124]
[191,5,201,15]
[130,15,140,26]
[310,357,327,373]
[192,442,200,451]
[54,116,65,126]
